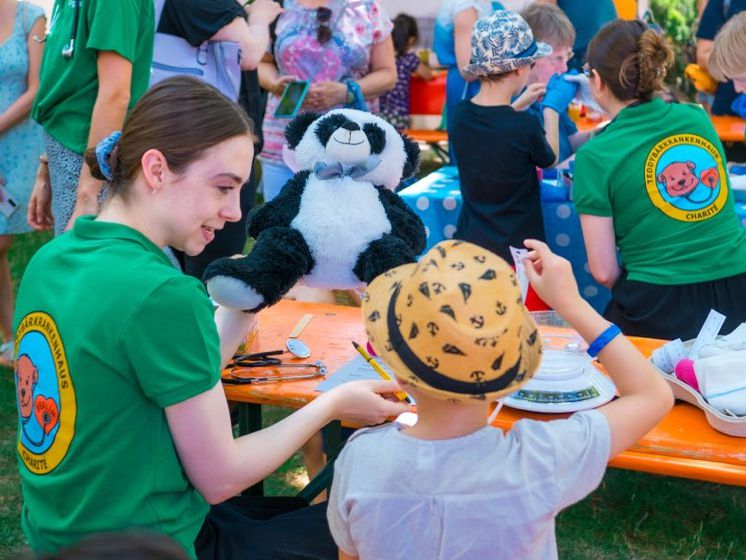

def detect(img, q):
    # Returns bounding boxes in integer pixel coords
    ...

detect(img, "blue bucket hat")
[463,10,552,77]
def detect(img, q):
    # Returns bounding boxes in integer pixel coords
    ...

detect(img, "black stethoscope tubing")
[61,0,80,59]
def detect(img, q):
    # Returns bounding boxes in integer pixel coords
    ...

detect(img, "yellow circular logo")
[15,312,76,475]
[644,134,728,222]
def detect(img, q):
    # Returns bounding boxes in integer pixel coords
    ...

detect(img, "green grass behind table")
[2,154,746,557]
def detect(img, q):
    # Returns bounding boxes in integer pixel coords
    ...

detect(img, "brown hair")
[392,13,419,58]
[84,76,254,199]
[709,11,746,82]
[586,19,674,102]
[521,2,575,48]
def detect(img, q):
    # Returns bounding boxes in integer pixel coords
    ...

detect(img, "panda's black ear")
[285,112,321,149]
[401,133,421,179]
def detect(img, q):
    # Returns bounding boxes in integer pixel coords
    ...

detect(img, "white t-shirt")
[328,410,610,560]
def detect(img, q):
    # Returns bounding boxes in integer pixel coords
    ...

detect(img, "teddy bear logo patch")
[15,312,76,475]
[644,134,728,222]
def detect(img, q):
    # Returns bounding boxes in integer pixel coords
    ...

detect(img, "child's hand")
[329,380,411,425]
[522,239,581,313]
[511,83,546,111]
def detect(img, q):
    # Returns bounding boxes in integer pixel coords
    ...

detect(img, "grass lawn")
[1,197,746,558]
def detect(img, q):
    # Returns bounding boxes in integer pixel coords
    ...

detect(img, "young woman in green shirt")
[14,77,408,558]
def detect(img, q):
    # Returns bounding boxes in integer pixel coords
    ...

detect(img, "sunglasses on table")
[317,7,333,44]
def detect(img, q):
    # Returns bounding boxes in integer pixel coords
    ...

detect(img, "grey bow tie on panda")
[313,155,382,180]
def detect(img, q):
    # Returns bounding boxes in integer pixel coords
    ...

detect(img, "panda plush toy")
[203,109,427,312]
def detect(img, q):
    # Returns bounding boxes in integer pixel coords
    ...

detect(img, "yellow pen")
[352,341,412,404]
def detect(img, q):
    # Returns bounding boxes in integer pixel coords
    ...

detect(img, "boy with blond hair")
[328,239,673,559]
[521,2,597,162]
[709,11,746,95]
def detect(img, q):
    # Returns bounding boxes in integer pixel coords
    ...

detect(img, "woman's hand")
[27,161,53,231]
[304,81,347,111]
[522,238,581,313]
[328,379,410,425]
[511,83,546,111]
[268,74,298,97]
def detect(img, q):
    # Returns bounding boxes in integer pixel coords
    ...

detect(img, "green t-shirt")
[31,0,154,154]
[14,217,220,557]
[573,98,746,284]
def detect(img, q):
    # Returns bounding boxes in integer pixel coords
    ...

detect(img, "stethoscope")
[61,0,80,59]
[34,0,80,59]
[20,412,49,448]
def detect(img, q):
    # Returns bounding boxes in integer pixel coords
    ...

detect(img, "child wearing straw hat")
[450,11,579,311]
[327,239,673,560]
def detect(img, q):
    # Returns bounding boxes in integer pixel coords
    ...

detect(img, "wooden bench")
[225,300,746,496]
[404,128,449,163]
[710,115,746,143]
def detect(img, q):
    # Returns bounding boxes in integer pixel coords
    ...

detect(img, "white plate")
[505,350,616,414]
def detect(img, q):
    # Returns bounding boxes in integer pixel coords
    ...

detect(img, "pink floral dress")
[259,0,392,165]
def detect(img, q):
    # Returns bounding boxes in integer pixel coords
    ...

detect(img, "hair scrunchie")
[95,131,122,181]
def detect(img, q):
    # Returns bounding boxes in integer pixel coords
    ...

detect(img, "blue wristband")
[344,79,368,111]
[587,324,622,358]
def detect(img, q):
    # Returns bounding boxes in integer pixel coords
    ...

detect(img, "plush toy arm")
[246,170,311,239]
[377,187,427,256]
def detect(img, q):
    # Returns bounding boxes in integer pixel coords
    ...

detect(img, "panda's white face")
[325,122,372,164]
[290,109,410,190]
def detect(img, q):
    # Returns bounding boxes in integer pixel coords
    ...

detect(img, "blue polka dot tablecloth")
[399,166,746,313]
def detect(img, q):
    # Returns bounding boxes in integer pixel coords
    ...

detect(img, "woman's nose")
[222,190,242,223]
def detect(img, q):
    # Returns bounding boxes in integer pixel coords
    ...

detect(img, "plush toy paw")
[206,275,265,311]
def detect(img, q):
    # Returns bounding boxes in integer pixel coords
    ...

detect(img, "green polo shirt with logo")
[573,98,746,284]
[32,0,154,154]
[14,217,220,557]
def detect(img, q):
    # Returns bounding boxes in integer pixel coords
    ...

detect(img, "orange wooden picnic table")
[710,115,746,143]
[222,300,746,488]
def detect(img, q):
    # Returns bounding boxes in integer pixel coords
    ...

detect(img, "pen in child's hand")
[352,341,412,404]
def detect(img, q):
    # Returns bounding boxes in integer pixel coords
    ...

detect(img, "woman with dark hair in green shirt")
[573,19,746,340]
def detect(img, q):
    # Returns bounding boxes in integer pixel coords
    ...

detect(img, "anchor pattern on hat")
[362,240,543,401]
